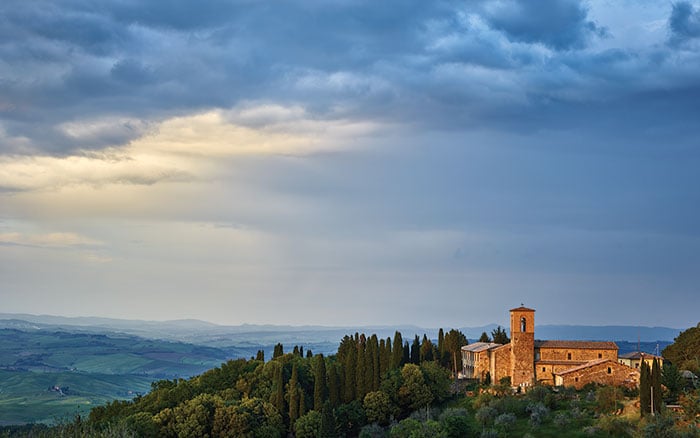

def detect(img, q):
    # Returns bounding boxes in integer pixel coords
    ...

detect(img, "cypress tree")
[392,331,403,369]
[370,335,380,391]
[379,338,387,379]
[420,335,434,362]
[343,339,356,403]
[438,328,446,367]
[256,350,265,361]
[651,358,662,414]
[300,346,304,357]
[385,337,392,372]
[640,360,651,416]
[272,362,285,415]
[411,335,420,364]
[314,354,328,411]
[320,401,336,438]
[299,389,306,417]
[306,349,313,358]
[403,341,410,365]
[356,335,367,400]
[273,343,284,359]
[288,364,300,429]
[327,361,340,408]
[293,345,300,356]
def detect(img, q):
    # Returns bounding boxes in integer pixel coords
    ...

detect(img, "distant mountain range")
[0,313,683,348]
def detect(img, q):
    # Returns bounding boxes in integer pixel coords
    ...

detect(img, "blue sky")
[1,0,699,328]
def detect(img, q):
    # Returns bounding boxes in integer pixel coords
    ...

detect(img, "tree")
[438,328,445,365]
[411,335,421,364]
[651,358,662,414]
[212,397,284,438]
[399,364,433,413]
[662,323,700,374]
[491,326,509,344]
[420,334,434,363]
[273,343,284,359]
[392,332,404,369]
[256,350,265,361]
[288,364,300,429]
[327,361,340,408]
[640,360,651,416]
[294,411,322,438]
[320,402,335,438]
[369,335,380,392]
[356,335,368,399]
[314,354,328,411]
[271,362,285,417]
[339,336,357,403]
[444,329,468,378]
[662,362,683,401]
[363,391,392,426]
[478,332,490,342]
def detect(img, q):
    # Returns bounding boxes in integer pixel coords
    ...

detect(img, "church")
[461,306,640,389]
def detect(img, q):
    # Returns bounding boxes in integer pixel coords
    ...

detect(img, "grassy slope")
[0,329,230,425]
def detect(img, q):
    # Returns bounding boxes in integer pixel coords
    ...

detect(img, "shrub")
[526,402,549,428]
[494,412,516,430]
[475,405,498,427]
[360,422,387,438]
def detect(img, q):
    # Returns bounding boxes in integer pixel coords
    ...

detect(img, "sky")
[1,0,699,329]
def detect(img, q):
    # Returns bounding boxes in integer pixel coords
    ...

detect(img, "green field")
[0,329,231,425]
[0,370,153,425]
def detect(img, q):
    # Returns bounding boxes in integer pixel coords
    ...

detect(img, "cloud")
[0,231,102,248]
[669,1,700,44]
[0,104,383,192]
[481,0,606,50]
[2,0,697,157]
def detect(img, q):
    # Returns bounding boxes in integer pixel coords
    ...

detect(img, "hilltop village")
[461,306,650,390]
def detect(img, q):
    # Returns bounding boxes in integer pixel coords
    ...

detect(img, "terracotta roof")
[554,359,612,375]
[510,306,535,312]
[618,351,662,360]
[535,340,618,350]
[536,360,588,366]
[461,342,502,353]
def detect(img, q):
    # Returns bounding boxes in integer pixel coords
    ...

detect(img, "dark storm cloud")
[669,1,700,44]
[0,0,698,156]
[482,0,606,50]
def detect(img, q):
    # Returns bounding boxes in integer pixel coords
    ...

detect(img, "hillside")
[0,329,230,425]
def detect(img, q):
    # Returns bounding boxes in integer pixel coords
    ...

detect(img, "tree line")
[81,328,468,437]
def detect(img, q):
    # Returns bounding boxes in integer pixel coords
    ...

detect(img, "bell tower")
[510,306,535,388]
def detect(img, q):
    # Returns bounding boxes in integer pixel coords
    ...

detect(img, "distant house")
[461,306,640,390]
[618,351,663,370]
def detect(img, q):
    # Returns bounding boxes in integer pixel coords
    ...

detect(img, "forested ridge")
[3,325,700,437]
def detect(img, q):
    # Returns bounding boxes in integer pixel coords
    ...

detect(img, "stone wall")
[492,344,511,383]
[555,360,640,389]
[538,347,616,362]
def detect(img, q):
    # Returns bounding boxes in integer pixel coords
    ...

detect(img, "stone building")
[461,306,640,389]
[618,351,663,370]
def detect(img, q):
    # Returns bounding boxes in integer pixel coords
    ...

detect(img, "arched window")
[520,317,526,332]
[607,367,612,374]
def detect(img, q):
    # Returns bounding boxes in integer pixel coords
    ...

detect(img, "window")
[542,367,546,372]
[607,367,612,374]
[575,377,579,382]
[520,317,526,332]
[567,352,572,360]
[598,353,602,359]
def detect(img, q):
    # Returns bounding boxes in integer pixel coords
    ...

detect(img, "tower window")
[520,317,526,332]
[567,353,572,360]
[542,367,546,372]
[575,377,579,382]
[598,353,602,359]
[607,367,612,374]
